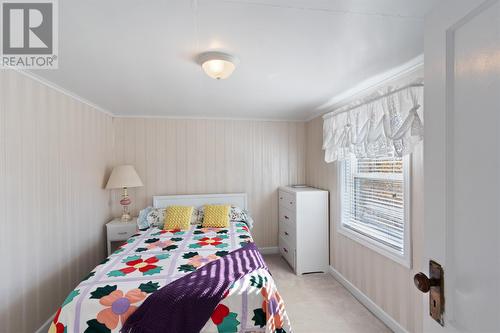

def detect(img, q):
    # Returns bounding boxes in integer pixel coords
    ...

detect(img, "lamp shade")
[106,165,143,189]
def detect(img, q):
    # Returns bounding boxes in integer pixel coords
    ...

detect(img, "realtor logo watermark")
[1,0,58,69]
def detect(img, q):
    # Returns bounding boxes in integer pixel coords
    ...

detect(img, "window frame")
[337,154,412,268]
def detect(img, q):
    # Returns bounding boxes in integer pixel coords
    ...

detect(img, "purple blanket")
[121,242,267,333]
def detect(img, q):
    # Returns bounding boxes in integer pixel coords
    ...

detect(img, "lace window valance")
[322,83,424,163]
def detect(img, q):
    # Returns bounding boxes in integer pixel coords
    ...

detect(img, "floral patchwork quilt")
[50,222,291,333]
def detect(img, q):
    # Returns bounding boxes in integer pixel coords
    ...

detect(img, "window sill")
[337,225,412,269]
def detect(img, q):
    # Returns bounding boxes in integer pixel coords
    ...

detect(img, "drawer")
[279,217,296,246]
[108,224,136,241]
[279,206,296,226]
[279,236,296,270]
[278,190,296,210]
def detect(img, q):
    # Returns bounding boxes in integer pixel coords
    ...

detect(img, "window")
[339,155,411,267]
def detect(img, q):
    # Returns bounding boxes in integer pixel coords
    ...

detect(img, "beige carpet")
[264,254,391,333]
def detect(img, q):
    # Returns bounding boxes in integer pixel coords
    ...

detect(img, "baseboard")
[328,266,409,333]
[35,311,55,333]
[259,246,279,255]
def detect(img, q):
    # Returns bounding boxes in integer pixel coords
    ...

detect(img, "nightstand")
[106,218,138,255]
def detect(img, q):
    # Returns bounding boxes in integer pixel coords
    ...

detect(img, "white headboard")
[153,193,247,210]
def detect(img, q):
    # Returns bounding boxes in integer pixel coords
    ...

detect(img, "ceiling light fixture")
[198,51,239,80]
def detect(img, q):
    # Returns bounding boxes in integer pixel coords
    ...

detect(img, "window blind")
[341,156,406,254]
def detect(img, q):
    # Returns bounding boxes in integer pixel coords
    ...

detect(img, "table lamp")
[106,165,144,222]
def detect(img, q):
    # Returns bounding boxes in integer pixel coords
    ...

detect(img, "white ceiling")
[31,0,438,120]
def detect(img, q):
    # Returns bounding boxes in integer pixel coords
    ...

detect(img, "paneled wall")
[305,116,423,333]
[0,70,114,333]
[112,118,306,248]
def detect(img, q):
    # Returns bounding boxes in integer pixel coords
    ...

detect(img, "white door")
[423,0,500,332]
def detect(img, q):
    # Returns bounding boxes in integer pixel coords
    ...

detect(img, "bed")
[50,193,291,333]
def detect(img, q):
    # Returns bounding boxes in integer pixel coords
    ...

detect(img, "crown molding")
[114,114,306,122]
[10,69,306,122]
[13,57,423,123]
[14,68,115,117]
[305,54,424,122]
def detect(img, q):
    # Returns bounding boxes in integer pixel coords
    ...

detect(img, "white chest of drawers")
[278,186,329,275]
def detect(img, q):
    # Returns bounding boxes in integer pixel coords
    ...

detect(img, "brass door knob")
[414,272,431,293]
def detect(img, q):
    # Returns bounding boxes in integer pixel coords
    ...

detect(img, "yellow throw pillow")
[164,206,194,230]
[202,205,230,228]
